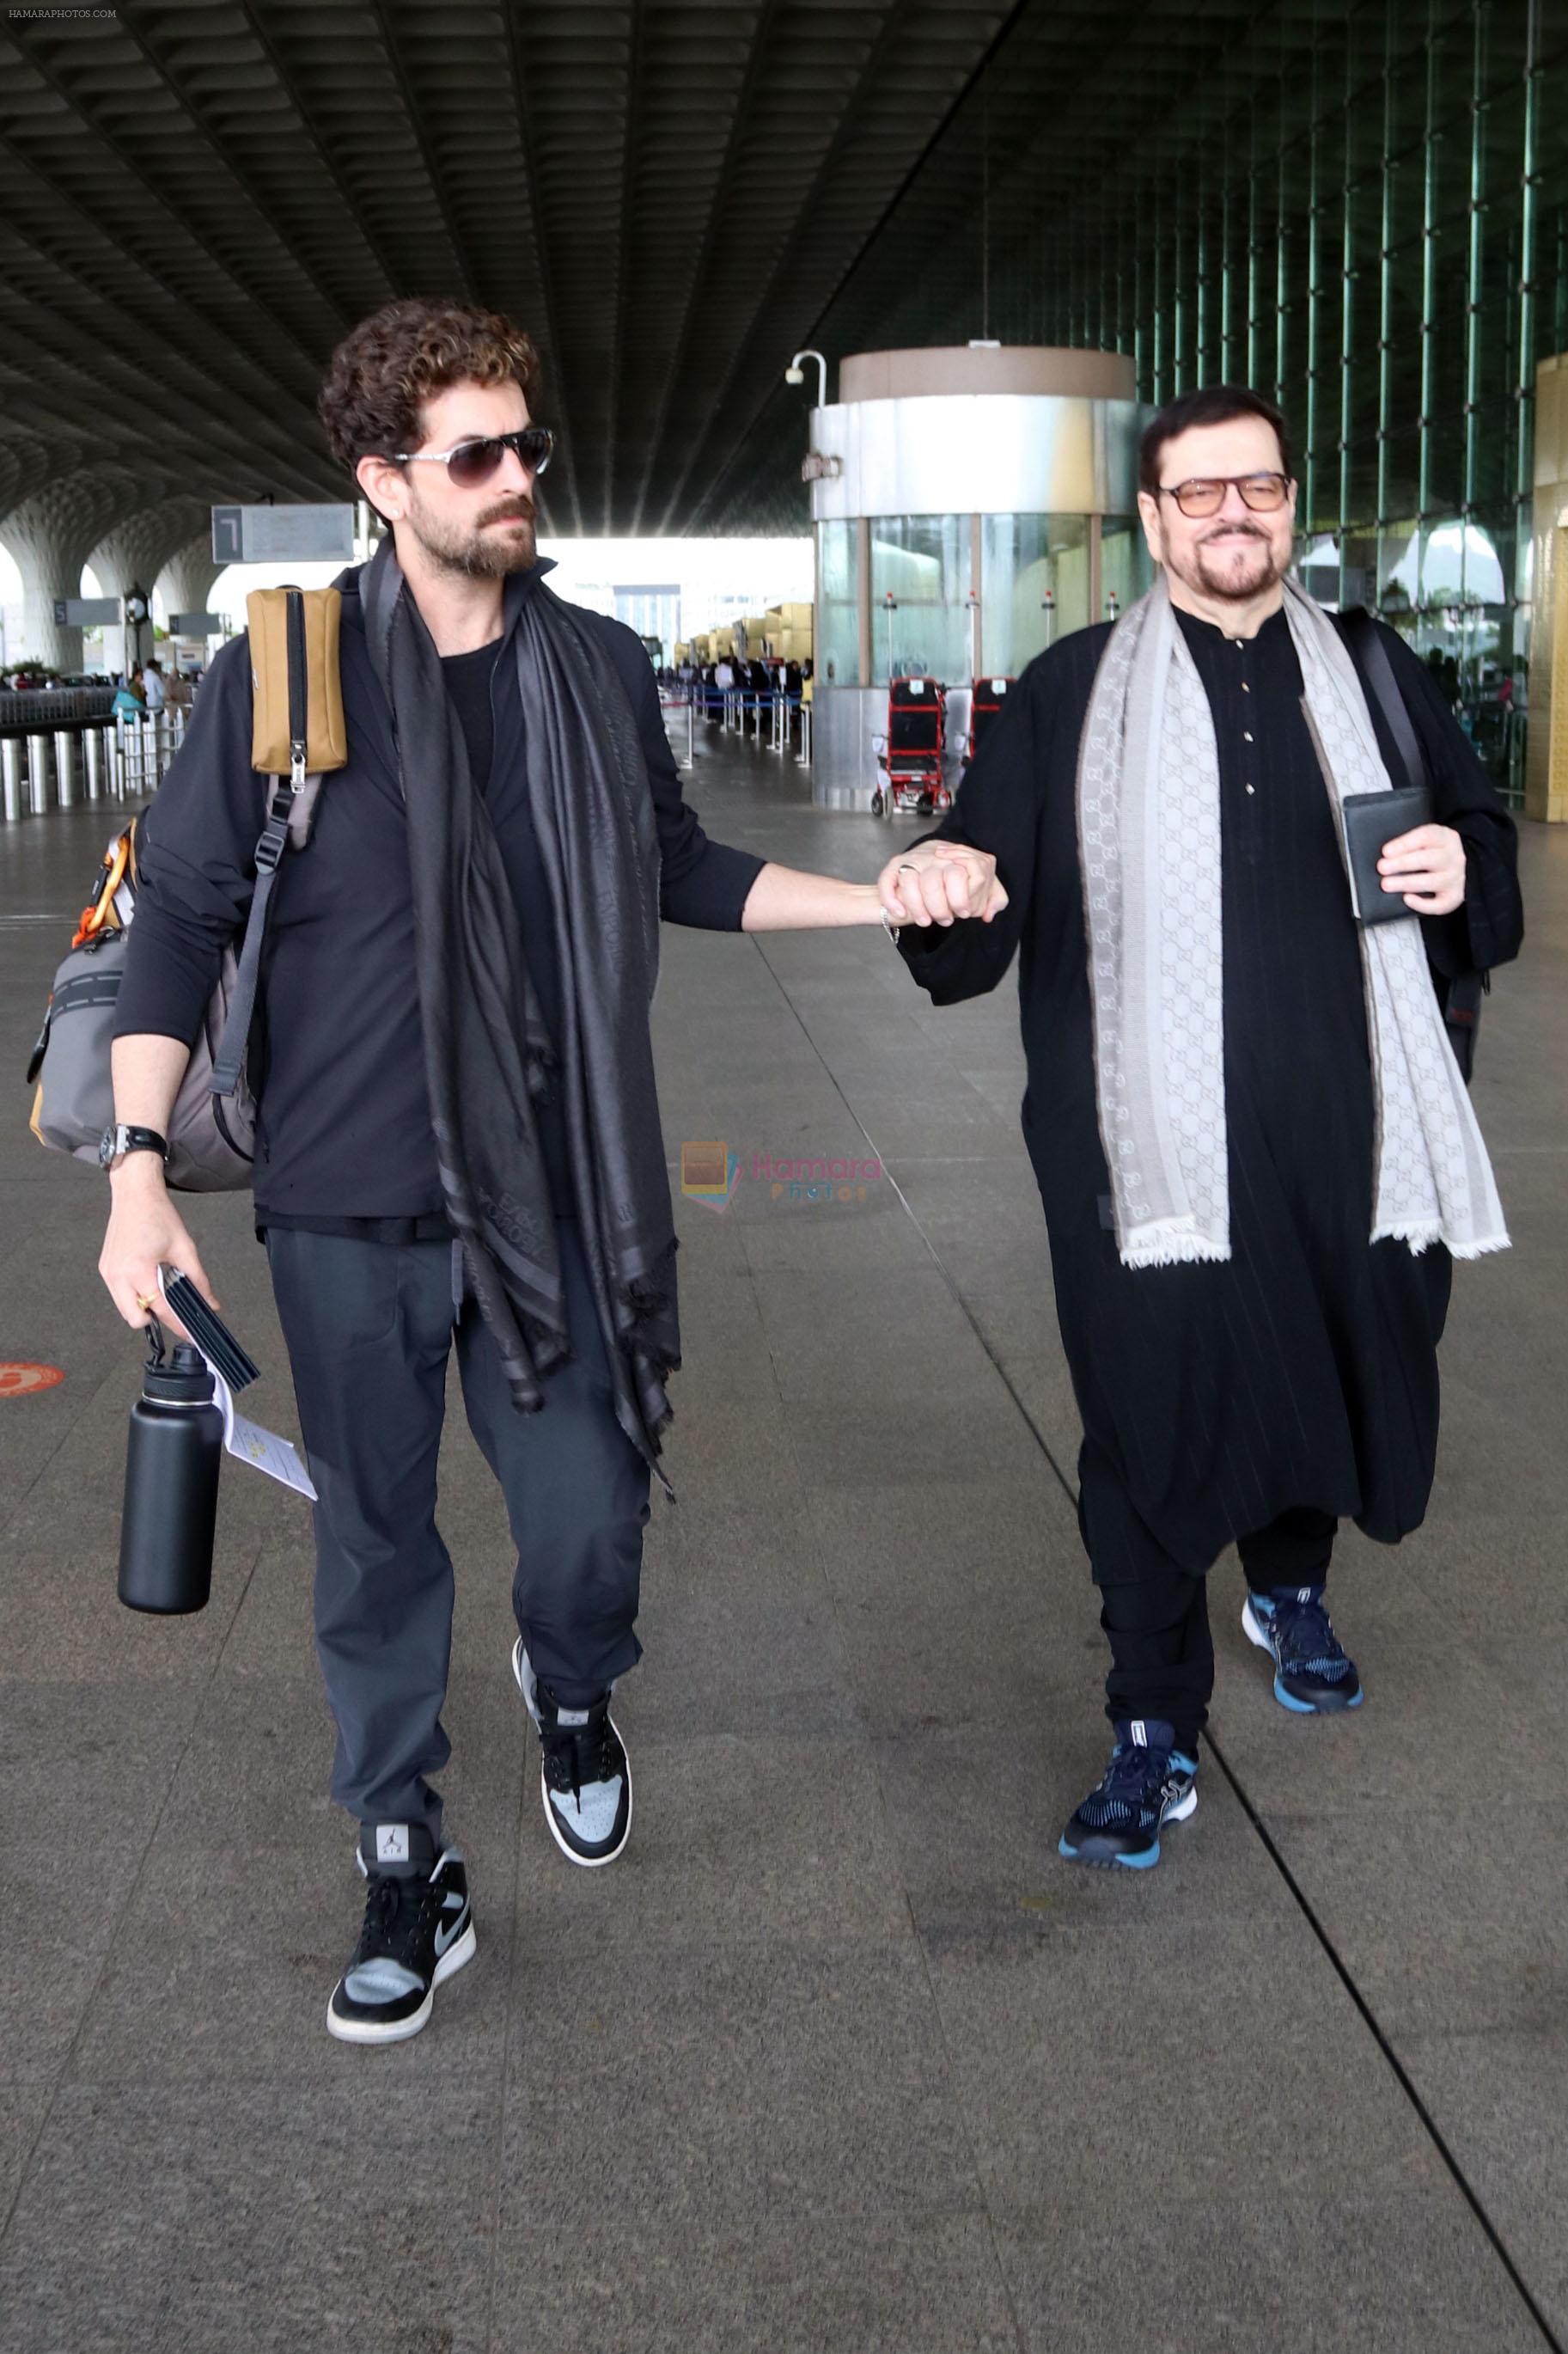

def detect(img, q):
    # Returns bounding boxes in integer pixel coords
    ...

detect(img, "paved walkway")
[1,722,1565,2351]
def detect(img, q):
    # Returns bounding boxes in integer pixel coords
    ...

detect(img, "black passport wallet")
[1339,784,1431,924]
[157,1268,260,1393]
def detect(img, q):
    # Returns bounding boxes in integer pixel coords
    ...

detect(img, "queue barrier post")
[26,734,52,816]
[54,730,78,808]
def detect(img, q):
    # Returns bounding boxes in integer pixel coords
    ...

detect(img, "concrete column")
[88,498,208,676]
[1528,353,1568,822]
[0,473,130,673]
[156,529,223,663]
[157,531,221,624]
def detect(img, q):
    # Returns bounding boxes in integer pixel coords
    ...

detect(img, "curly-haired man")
[99,297,1004,2041]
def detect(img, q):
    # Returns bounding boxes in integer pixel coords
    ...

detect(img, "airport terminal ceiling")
[0,0,1564,544]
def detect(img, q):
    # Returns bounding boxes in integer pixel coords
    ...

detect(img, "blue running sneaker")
[1242,1586,1364,1714]
[1058,1719,1198,1871]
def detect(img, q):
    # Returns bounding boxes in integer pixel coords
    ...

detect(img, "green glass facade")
[781,1,1568,809]
[981,0,1565,804]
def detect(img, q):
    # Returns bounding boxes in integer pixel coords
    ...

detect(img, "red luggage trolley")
[871,675,949,818]
[962,675,1014,768]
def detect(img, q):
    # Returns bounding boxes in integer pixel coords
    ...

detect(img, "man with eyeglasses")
[99,297,1003,2040]
[878,384,1521,1871]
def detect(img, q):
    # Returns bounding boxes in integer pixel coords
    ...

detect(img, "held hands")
[1379,823,1466,917]
[98,1159,218,1343]
[876,841,1009,929]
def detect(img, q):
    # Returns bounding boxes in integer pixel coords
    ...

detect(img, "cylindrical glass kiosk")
[807,345,1152,805]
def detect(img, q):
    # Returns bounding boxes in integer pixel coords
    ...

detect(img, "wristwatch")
[99,1123,169,1173]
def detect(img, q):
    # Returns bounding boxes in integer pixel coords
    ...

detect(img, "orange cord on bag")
[70,830,132,950]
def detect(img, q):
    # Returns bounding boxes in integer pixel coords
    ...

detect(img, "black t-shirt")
[441,639,497,790]
[116,561,766,1232]
[264,638,572,1243]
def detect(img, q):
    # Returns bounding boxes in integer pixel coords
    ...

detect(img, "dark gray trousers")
[266,1217,650,1843]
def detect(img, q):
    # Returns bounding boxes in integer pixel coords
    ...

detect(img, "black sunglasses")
[393,425,555,490]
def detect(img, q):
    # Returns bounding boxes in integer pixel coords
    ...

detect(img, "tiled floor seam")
[1203,1726,1565,2354]
[729,1167,1023,2242]
[743,927,1084,1508]
[725,1011,1030,2351]
[479,1753,530,2351]
[0,1354,131,1552]
[750,926,1565,2350]
[0,1538,265,2251]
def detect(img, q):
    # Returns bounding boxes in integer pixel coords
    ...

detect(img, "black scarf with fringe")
[361,537,679,1477]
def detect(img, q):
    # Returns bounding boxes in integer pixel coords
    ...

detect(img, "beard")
[1174,523,1287,603]
[400,486,537,579]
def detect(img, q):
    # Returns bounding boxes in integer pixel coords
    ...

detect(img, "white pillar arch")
[0,470,140,672]
[88,497,207,675]
[156,529,222,642]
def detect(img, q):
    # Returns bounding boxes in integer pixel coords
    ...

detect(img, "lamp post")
[785,350,830,711]
[784,349,828,408]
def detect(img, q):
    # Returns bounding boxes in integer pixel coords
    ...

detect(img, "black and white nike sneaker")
[510,1637,632,1868]
[326,1823,476,2046]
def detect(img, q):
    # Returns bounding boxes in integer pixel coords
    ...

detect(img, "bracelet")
[880,903,901,946]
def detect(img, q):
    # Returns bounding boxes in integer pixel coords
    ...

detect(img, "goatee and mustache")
[1187,519,1284,602]
[402,489,538,580]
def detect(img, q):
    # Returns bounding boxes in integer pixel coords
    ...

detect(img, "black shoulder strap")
[1339,606,1423,792]
[208,779,292,1128]
[210,588,314,1128]
[1339,607,1487,1085]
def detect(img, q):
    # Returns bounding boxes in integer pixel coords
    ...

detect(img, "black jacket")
[114,560,764,1222]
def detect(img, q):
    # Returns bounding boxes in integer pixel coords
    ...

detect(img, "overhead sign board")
[168,611,223,637]
[210,504,355,564]
[52,597,121,627]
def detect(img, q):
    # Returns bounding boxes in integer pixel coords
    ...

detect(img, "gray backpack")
[27,585,340,1189]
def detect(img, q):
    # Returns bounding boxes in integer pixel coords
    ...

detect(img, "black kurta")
[900,607,1522,1568]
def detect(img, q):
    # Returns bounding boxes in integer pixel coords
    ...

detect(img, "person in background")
[141,659,166,717]
[111,670,145,722]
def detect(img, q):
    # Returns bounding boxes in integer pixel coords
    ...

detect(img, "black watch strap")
[101,1123,169,1170]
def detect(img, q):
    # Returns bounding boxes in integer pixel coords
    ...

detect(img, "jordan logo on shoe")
[375,1825,410,1863]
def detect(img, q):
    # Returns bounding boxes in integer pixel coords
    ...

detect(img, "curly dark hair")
[318,297,540,470]
[1138,384,1295,499]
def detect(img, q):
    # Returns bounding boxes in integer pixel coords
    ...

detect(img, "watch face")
[98,1125,119,1169]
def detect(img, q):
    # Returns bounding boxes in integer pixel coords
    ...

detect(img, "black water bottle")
[118,1335,224,1614]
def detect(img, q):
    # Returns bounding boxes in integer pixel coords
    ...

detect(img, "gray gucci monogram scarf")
[1076,572,1508,1269]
